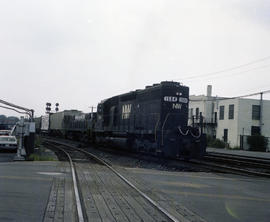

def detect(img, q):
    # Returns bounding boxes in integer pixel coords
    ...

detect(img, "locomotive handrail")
[161,113,171,146]
[154,115,160,142]
[190,128,202,138]
[178,126,189,136]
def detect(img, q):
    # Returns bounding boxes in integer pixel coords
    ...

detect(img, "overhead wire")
[185,63,270,82]
[190,89,270,102]
[173,55,270,81]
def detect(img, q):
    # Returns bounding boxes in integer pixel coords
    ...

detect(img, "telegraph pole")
[88,106,96,117]
[260,92,263,132]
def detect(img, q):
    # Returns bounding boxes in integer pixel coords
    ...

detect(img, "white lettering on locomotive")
[122,104,132,119]
[172,103,182,109]
[178,97,188,103]
[164,96,188,104]
[164,96,178,102]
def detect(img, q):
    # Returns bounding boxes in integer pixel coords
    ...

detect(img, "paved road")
[0,152,16,162]
[123,167,270,222]
[0,152,71,222]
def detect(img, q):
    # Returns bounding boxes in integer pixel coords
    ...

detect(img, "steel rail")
[49,145,85,222]
[207,152,270,163]
[190,159,270,178]
[204,155,270,170]
[45,139,180,222]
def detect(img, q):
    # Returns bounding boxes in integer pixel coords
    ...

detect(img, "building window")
[228,104,234,119]
[252,105,260,120]
[251,126,261,135]
[195,108,199,119]
[219,106,224,120]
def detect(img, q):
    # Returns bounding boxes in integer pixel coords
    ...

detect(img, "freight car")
[37,81,206,159]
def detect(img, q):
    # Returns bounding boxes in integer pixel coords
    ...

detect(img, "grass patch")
[207,136,226,148]
[35,135,42,147]
[29,153,56,161]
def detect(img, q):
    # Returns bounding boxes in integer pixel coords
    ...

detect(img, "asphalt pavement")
[124,167,270,222]
[2,148,270,222]
[0,152,68,222]
[0,152,16,162]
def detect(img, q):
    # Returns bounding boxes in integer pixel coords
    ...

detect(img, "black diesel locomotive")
[37,81,206,159]
[94,81,206,158]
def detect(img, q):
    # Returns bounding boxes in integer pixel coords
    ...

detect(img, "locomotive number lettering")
[164,96,188,104]
[172,103,182,109]
[179,97,188,103]
[122,104,132,119]
[164,96,177,102]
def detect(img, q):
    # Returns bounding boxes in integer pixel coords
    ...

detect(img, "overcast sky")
[1,0,270,117]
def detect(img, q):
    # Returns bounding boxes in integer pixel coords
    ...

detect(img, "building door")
[251,126,261,135]
[214,112,217,124]
[224,129,228,142]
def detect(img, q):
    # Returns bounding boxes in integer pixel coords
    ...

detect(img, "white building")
[189,86,270,149]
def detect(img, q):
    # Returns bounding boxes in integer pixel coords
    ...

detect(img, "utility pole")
[260,92,263,133]
[88,106,96,118]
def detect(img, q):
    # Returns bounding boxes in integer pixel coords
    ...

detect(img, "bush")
[35,135,42,147]
[207,136,226,148]
[247,135,268,152]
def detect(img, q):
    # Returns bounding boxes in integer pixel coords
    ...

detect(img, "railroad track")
[188,152,270,178]
[206,152,270,165]
[43,136,270,179]
[43,139,180,222]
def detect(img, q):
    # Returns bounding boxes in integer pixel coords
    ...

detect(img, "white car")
[0,136,18,150]
[0,130,11,136]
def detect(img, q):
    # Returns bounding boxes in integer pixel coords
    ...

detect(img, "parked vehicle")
[0,136,18,150]
[0,130,11,136]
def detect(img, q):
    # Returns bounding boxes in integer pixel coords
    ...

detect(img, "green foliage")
[34,135,42,147]
[207,136,226,148]
[29,154,55,161]
[247,135,268,152]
